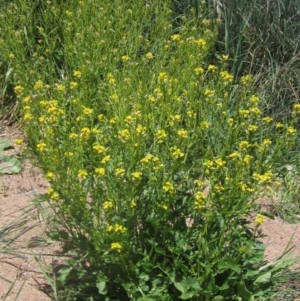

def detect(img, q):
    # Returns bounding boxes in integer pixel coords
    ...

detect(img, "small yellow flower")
[101,155,111,163]
[155,129,167,143]
[158,203,168,210]
[121,55,130,62]
[115,168,125,177]
[103,200,113,209]
[136,124,146,134]
[239,141,251,149]
[38,114,46,122]
[177,128,188,139]
[83,106,93,116]
[204,89,215,97]
[8,53,15,59]
[80,127,91,139]
[69,133,78,139]
[93,143,107,154]
[263,139,272,146]
[222,54,229,61]
[240,75,252,84]
[255,214,266,226]
[131,171,142,180]
[193,66,204,76]
[73,70,82,78]
[14,85,24,95]
[55,84,65,91]
[130,200,137,208]
[227,118,234,126]
[145,52,153,59]
[249,95,259,104]
[293,103,300,114]
[111,242,122,252]
[14,138,23,145]
[238,182,253,192]
[78,169,88,179]
[239,109,249,118]
[194,180,204,187]
[46,187,54,195]
[163,182,174,193]
[215,184,225,192]
[287,127,297,135]
[171,146,184,159]
[195,191,205,200]
[200,121,210,129]
[195,38,206,48]
[263,116,273,123]
[171,34,180,41]
[23,96,31,104]
[203,160,214,169]
[276,122,284,129]
[65,151,74,157]
[249,107,261,116]
[95,167,105,176]
[118,129,130,142]
[229,151,240,159]
[208,65,217,72]
[220,71,233,83]
[50,192,60,201]
[109,118,117,124]
[243,154,253,164]
[46,172,54,180]
[70,81,78,89]
[140,154,153,164]
[37,142,47,152]
[114,224,127,233]
[158,72,168,83]
[253,171,273,182]
[215,158,226,167]
[247,124,258,132]
[34,80,44,90]
[148,95,156,102]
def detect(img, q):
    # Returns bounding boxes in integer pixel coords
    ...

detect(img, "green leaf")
[174,281,187,294]
[237,279,255,301]
[0,157,22,174]
[181,291,195,299]
[0,140,12,151]
[217,259,241,273]
[142,297,153,301]
[213,296,224,301]
[141,285,149,292]
[245,269,260,278]
[96,281,107,295]
[56,266,73,285]
[269,258,299,274]
[254,272,271,284]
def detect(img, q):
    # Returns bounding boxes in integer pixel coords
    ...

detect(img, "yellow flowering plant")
[1,0,299,300]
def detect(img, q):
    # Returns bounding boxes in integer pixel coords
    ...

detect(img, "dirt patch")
[1,124,300,300]
[0,125,56,301]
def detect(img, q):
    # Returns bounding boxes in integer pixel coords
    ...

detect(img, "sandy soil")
[1,124,300,300]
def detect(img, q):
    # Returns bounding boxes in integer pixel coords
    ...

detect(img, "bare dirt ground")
[1,124,300,300]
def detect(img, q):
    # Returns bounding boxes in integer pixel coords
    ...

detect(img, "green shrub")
[1,0,299,300]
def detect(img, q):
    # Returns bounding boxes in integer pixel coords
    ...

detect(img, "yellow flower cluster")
[155,129,167,143]
[255,214,266,226]
[78,169,88,179]
[163,182,174,193]
[171,146,184,159]
[253,171,273,183]
[194,191,205,209]
[107,224,127,233]
[111,242,122,252]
